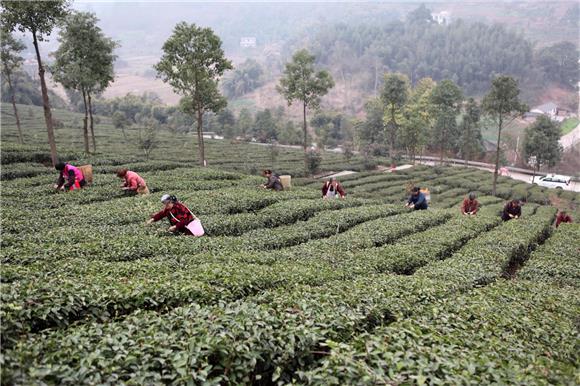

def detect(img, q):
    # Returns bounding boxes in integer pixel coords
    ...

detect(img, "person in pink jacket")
[54,162,86,191]
[116,168,150,195]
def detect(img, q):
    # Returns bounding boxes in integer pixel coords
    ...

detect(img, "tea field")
[1,103,580,385]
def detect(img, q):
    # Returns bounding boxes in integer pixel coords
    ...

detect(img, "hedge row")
[518,223,580,288]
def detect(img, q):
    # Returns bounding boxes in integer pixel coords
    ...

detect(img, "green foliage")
[519,223,580,288]
[1,0,70,40]
[535,41,579,89]
[430,79,463,161]
[523,115,563,171]
[381,72,410,155]
[155,22,232,165]
[483,75,528,193]
[305,149,322,175]
[222,58,264,98]
[277,49,335,156]
[459,97,483,162]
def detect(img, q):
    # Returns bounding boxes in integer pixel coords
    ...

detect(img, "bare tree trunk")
[531,165,537,183]
[197,107,205,167]
[32,31,57,165]
[81,88,90,153]
[87,91,96,153]
[6,72,23,144]
[492,115,503,195]
[303,102,308,153]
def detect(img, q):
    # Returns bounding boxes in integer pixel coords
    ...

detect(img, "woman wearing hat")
[146,194,198,235]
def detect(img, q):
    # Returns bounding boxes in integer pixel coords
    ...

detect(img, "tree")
[52,11,116,153]
[356,98,385,147]
[381,73,410,158]
[1,0,71,165]
[483,75,527,195]
[535,42,579,89]
[137,118,158,160]
[0,30,25,144]
[400,77,435,162]
[222,58,264,98]
[236,108,253,139]
[430,79,463,164]
[155,22,232,166]
[216,108,235,138]
[112,111,129,141]
[523,115,562,182]
[277,49,334,171]
[459,98,483,165]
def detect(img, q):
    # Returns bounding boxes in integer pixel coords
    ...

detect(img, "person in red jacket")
[555,210,573,228]
[146,194,196,235]
[116,168,150,195]
[461,192,479,216]
[322,177,346,199]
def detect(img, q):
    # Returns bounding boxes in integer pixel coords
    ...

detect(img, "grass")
[560,117,579,135]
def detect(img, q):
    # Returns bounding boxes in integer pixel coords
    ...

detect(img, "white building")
[240,37,257,48]
[432,11,451,25]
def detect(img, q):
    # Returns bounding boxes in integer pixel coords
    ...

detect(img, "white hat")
[161,194,171,203]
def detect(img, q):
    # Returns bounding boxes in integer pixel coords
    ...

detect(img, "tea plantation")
[1,103,579,385]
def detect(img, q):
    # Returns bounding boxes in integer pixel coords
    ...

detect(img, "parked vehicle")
[535,174,571,189]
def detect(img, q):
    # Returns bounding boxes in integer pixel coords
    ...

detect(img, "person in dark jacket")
[261,169,283,191]
[502,200,521,221]
[406,187,428,210]
[146,194,196,235]
[54,162,86,191]
[555,210,573,228]
[461,192,479,215]
[322,177,346,199]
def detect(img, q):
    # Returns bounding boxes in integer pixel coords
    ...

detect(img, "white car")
[535,174,571,189]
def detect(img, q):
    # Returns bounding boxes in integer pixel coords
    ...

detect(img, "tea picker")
[261,169,284,191]
[405,186,428,210]
[322,177,346,199]
[116,168,150,195]
[54,162,87,192]
[461,192,479,216]
[501,199,521,221]
[146,194,204,236]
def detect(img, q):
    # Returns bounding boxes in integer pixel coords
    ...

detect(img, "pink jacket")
[64,164,84,182]
[124,171,146,190]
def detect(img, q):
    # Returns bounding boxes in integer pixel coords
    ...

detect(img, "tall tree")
[459,98,483,165]
[430,79,463,164]
[356,98,385,147]
[51,12,102,153]
[277,49,334,171]
[156,22,232,166]
[400,77,435,162]
[483,75,527,195]
[0,30,25,144]
[1,0,70,165]
[523,115,562,182]
[381,73,410,158]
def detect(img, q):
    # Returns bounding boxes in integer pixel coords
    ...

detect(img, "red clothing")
[124,171,147,191]
[461,198,479,214]
[322,181,346,198]
[555,213,573,228]
[152,202,195,235]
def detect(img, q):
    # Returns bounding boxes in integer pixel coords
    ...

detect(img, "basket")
[78,164,93,185]
[280,175,292,189]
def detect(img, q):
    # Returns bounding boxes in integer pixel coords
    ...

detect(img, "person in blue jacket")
[405,187,428,210]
